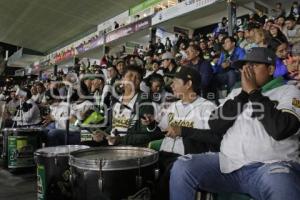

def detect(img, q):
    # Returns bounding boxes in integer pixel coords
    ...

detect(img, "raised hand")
[241,65,258,94]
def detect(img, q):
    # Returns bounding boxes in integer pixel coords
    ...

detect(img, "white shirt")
[70,100,94,121]
[50,102,69,129]
[153,91,174,122]
[16,99,41,126]
[159,97,216,155]
[220,85,300,173]
[70,100,94,131]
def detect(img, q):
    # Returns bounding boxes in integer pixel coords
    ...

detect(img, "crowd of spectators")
[0,2,300,199]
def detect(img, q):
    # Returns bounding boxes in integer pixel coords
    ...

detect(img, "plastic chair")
[148,139,163,151]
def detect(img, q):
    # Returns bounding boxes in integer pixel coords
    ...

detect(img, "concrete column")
[227,0,237,36]
[150,27,157,44]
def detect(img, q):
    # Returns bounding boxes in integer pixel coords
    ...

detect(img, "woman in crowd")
[254,28,271,47]
[269,23,288,41]
[269,37,290,80]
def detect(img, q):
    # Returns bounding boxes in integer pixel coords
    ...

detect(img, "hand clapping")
[166,126,182,139]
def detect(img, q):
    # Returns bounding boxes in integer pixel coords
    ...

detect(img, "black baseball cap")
[174,66,201,88]
[233,47,276,69]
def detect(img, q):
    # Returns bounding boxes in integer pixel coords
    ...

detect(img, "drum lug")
[54,156,57,166]
[69,174,73,184]
[136,158,143,189]
[154,168,160,180]
[98,159,104,192]
[69,169,76,185]
[135,176,143,189]
[98,178,103,192]
[34,155,37,164]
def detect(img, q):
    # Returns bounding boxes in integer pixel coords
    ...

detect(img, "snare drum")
[2,128,43,169]
[35,145,89,200]
[69,146,159,200]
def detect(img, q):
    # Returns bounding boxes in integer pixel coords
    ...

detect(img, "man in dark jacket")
[92,65,164,146]
[186,44,214,100]
[161,52,180,93]
[170,47,300,200]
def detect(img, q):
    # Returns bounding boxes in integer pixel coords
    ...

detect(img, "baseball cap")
[161,52,174,61]
[174,66,201,88]
[116,58,125,65]
[233,47,276,69]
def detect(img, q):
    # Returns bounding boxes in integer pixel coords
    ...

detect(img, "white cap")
[161,52,174,60]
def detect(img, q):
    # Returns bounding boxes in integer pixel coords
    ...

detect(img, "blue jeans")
[170,153,300,200]
[47,129,81,146]
[46,122,56,130]
[215,70,239,91]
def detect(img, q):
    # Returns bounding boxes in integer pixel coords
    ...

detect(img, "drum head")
[69,146,158,171]
[35,145,90,157]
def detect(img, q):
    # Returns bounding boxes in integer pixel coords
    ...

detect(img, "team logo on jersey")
[292,98,300,108]
[168,113,194,128]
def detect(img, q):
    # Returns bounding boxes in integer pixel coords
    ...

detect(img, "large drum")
[35,145,90,200]
[69,146,159,200]
[2,128,43,169]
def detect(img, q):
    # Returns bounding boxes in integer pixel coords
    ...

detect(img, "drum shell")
[35,145,89,200]
[2,128,42,169]
[70,162,156,200]
[69,147,159,200]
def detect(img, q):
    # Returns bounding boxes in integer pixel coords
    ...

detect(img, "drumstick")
[102,131,110,138]
[84,128,109,137]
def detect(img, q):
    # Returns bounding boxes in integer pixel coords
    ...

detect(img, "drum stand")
[65,86,72,145]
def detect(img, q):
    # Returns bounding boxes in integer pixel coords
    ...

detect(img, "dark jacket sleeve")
[199,60,214,91]
[182,127,223,146]
[249,90,300,141]
[181,127,222,154]
[208,90,249,134]
[179,91,250,153]
[120,128,164,146]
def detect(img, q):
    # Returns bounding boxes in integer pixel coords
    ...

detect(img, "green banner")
[130,0,161,16]
[37,165,46,200]
[8,136,36,168]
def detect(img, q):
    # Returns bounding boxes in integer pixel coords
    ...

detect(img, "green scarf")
[261,77,285,93]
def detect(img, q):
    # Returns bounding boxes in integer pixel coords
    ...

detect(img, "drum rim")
[2,128,44,132]
[69,146,158,171]
[35,145,90,158]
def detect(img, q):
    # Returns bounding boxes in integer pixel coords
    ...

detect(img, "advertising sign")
[106,16,151,43]
[152,0,217,25]
[76,36,104,54]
